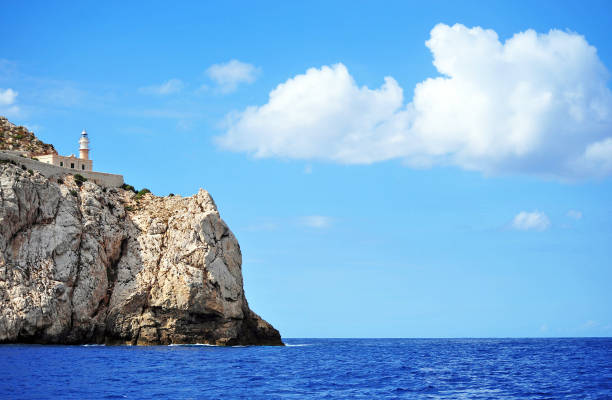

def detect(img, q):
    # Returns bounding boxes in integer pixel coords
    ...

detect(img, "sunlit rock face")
[0,163,282,346]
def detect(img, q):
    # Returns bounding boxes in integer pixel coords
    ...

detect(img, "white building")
[38,130,93,172]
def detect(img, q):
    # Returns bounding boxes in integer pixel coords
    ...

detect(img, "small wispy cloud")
[176,119,194,131]
[42,86,87,107]
[242,215,335,232]
[206,60,260,93]
[298,215,333,229]
[567,210,583,220]
[139,78,184,95]
[125,108,197,119]
[581,320,600,330]
[304,164,313,174]
[511,211,550,231]
[242,221,280,232]
[578,320,612,334]
[0,88,19,116]
[0,59,18,78]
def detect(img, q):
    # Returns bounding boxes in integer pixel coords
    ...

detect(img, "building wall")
[1,151,124,187]
[38,154,93,172]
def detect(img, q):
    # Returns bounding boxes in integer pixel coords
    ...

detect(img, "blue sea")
[1,338,611,399]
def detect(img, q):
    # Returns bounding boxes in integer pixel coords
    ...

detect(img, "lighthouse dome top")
[81,129,88,137]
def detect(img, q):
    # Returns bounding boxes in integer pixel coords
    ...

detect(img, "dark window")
[82,165,85,170]
[60,161,63,167]
[71,163,74,169]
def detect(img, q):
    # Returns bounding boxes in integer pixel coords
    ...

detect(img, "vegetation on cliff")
[0,117,57,156]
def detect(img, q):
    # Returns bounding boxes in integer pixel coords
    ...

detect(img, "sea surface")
[1,338,611,399]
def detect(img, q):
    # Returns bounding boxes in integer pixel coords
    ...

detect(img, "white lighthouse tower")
[37,128,94,173]
[79,129,89,160]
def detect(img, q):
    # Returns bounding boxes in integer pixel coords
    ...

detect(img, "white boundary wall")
[0,151,124,187]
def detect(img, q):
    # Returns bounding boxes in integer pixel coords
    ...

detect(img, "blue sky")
[1,1,611,338]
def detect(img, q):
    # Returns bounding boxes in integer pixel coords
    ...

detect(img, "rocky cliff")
[0,117,56,156]
[0,121,282,346]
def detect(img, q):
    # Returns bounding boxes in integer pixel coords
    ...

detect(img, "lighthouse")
[36,128,95,173]
[79,129,89,160]
[33,126,122,185]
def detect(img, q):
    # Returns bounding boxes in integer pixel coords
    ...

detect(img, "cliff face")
[0,152,282,345]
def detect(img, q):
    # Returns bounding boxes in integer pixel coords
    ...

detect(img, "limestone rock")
[0,117,56,156]
[0,163,282,345]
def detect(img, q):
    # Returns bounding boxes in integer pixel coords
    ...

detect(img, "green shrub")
[121,183,137,193]
[21,164,26,170]
[74,174,87,182]
[124,205,135,212]
[168,193,174,197]
[27,169,33,175]
[69,190,78,197]
[57,178,64,184]
[74,174,87,187]
[135,188,151,200]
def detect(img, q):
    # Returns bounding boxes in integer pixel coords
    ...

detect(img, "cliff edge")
[0,120,282,345]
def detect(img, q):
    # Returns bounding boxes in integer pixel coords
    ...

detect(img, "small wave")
[284,343,311,347]
[82,344,106,347]
[168,343,218,347]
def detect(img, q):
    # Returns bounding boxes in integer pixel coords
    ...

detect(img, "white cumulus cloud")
[511,211,550,231]
[0,88,17,105]
[217,24,612,180]
[576,138,612,177]
[206,60,260,93]
[218,63,405,162]
[0,88,19,116]
[139,79,184,95]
